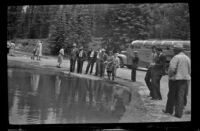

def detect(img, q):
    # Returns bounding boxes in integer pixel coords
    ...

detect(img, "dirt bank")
[7,54,191,122]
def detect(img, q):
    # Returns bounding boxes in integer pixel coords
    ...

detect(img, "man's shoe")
[162,109,172,115]
[174,114,182,118]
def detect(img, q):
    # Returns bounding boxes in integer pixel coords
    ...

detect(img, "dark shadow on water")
[8,68,132,124]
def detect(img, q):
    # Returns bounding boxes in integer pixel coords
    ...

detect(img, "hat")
[174,43,183,49]
[73,43,76,47]
[134,51,138,53]
[101,48,105,52]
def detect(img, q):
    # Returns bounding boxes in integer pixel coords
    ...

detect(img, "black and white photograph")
[7,3,191,126]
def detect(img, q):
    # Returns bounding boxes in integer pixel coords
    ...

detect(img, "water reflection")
[55,75,61,99]
[30,73,40,95]
[8,68,132,124]
[8,69,13,78]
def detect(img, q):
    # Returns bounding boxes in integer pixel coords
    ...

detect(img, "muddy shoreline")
[7,55,191,122]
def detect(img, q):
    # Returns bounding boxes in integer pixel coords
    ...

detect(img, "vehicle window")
[136,44,141,49]
[183,44,190,51]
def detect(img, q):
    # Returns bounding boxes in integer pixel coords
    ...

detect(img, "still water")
[8,68,132,124]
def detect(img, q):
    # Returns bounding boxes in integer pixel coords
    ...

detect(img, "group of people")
[58,43,120,81]
[8,38,190,119]
[31,40,43,61]
[144,46,166,100]
[144,44,191,118]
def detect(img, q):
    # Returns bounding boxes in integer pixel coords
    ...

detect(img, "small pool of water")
[8,68,132,124]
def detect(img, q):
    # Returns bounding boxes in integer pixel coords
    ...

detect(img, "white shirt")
[97,50,101,59]
[152,52,158,63]
[59,48,64,55]
[90,50,94,58]
[79,50,83,57]
[168,52,191,80]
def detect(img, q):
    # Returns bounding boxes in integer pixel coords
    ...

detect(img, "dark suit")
[165,80,189,117]
[70,47,78,72]
[85,50,97,74]
[131,56,139,82]
[77,49,86,73]
[151,53,166,100]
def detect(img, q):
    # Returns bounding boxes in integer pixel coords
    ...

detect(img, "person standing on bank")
[106,51,115,80]
[70,43,79,72]
[77,46,86,74]
[113,53,120,79]
[145,46,158,98]
[131,51,139,82]
[8,41,16,56]
[95,48,101,76]
[85,48,97,74]
[57,47,64,68]
[151,47,166,100]
[35,40,43,61]
[99,49,108,78]
[163,43,191,118]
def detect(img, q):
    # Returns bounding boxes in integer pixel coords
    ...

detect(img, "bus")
[117,40,190,71]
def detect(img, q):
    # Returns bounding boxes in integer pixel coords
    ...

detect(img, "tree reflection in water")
[8,68,132,124]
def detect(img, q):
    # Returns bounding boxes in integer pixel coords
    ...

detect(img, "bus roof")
[131,40,190,46]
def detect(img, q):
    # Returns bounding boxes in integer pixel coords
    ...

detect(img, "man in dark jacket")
[151,47,166,100]
[85,48,97,74]
[70,43,79,72]
[77,46,86,73]
[131,51,139,82]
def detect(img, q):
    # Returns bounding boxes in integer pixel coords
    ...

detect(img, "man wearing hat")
[131,51,139,82]
[85,48,97,74]
[163,43,191,118]
[77,46,86,73]
[151,47,166,100]
[70,43,79,72]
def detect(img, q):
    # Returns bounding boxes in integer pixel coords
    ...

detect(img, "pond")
[8,68,132,124]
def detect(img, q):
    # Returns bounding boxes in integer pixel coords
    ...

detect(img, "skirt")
[58,54,63,64]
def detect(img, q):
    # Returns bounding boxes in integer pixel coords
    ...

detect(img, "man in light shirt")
[163,43,191,118]
[144,46,158,98]
[151,47,166,100]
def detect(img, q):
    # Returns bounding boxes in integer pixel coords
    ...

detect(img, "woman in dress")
[57,47,64,68]
[36,40,43,61]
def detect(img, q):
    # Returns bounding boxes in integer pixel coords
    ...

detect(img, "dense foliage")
[7,4,190,54]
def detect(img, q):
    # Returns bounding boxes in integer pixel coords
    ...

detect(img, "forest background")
[7,3,190,55]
